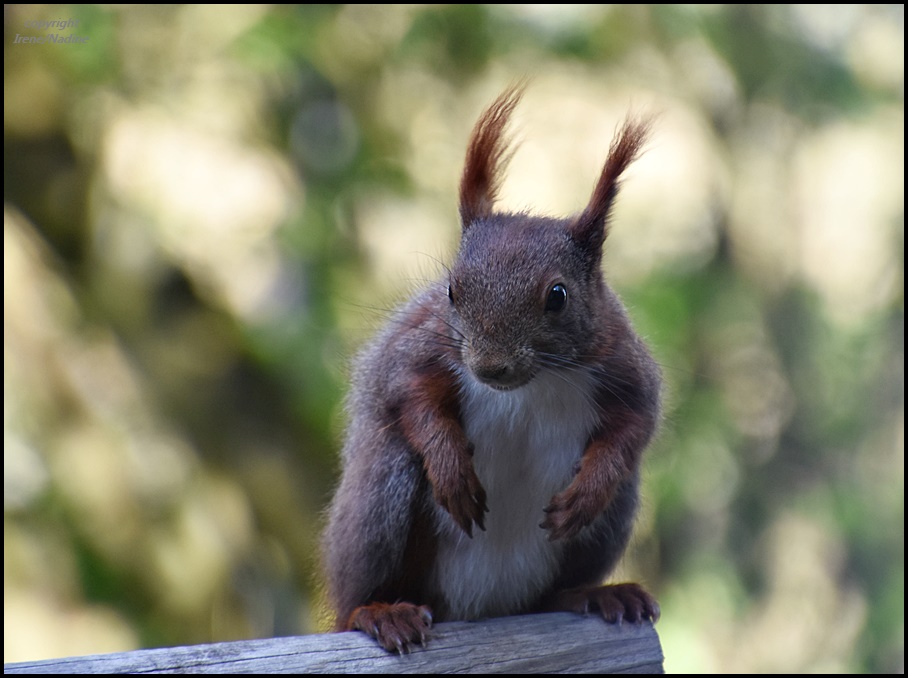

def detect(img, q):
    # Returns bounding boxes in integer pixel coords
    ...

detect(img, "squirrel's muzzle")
[465,343,535,391]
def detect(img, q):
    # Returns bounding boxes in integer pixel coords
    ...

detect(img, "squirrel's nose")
[465,342,534,390]
[470,360,533,390]
[473,363,511,383]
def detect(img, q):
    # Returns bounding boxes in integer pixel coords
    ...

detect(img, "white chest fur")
[431,368,601,620]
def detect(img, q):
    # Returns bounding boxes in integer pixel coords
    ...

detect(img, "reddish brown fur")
[459,84,525,226]
[541,410,648,540]
[571,116,653,252]
[397,361,488,536]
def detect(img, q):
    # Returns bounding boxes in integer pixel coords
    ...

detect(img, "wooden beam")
[3,612,663,674]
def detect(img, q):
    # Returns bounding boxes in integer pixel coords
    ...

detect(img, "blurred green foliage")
[4,4,903,672]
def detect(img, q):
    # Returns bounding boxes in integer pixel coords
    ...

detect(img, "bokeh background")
[4,4,903,673]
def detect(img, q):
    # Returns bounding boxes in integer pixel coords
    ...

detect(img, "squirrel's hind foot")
[544,582,660,624]
[346,601,434,654]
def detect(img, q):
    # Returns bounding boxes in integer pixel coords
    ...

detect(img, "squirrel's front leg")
[541,413,650,541]
[398,362,487,537]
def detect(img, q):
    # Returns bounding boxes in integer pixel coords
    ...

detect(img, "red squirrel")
[322,85,662,653]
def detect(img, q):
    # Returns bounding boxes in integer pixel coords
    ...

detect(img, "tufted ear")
[569,116,652,257]
[459,84,525,230]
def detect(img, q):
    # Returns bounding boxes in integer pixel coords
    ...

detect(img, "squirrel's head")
[447,85,651,391]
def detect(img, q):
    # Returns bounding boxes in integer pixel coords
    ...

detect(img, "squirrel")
[322,85,662,653]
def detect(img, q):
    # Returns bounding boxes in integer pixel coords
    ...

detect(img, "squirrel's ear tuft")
[459,84,525,230]
[569,115,652,256]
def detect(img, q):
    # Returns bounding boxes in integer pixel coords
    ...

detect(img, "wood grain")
[3,612,663,674]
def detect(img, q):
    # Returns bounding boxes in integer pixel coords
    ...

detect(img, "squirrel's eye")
[545,284,567,313]
[447,284,455,304]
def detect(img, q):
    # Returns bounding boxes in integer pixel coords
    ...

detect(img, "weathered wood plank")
[3,612,663,674]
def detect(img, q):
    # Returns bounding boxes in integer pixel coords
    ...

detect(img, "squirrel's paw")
[540,481,605,541]
[434,462,488,537]
[545,583,660,624]
[347,602,433,654]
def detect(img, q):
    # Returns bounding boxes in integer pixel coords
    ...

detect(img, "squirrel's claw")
[443,487,488,537]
